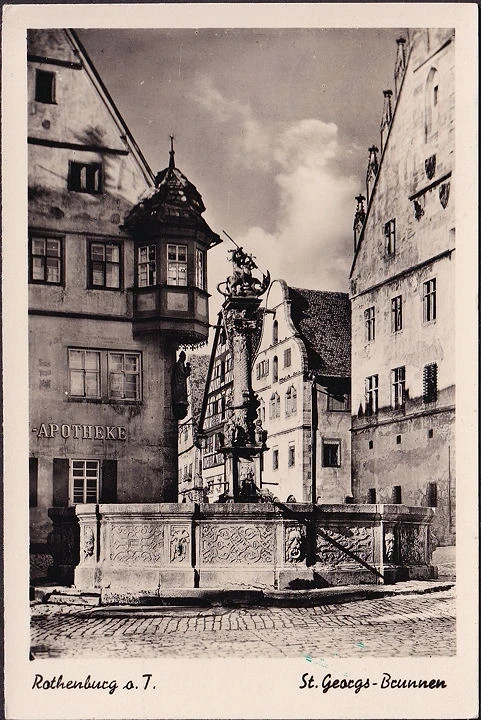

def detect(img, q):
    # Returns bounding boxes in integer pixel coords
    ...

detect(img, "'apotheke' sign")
[32,423,127,440]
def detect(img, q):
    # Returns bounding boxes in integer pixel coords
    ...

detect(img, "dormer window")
[167,244,187,286]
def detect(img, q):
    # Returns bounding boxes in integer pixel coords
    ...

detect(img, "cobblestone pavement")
[30,587,455,659]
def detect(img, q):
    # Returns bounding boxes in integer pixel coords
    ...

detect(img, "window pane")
[46,239,60,257]
[177,246,187,261]
[109,354,123,371]
[92,262,104,285]
[178,264,187,285]
[125,355,139,371]
[91,244,105,261]
[32,238,45,254]
[69,370,84,396]
[106,245,119,262]
[32,257,45,280]
[72,467,84,477]
[168,246,177,260]
[86,461,98,470]
[85,372,99,397]
[109,374,123,397]
[84,352,99,370]
[106,263,120,288]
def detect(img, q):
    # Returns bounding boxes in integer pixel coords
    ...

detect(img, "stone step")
[31,585,101,605]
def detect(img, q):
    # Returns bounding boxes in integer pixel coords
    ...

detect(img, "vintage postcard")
[2,2,478,719]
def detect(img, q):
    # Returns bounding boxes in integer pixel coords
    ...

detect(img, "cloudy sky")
[78,28,403,318]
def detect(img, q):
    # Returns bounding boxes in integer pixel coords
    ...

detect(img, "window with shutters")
[256,359,269,379]
[29,457,38,507]
[322,439,341,467]
[29,235,63,285]
[391,366,406,409]
[365,375,379,416]
[35,69,56,103]
[137,245,157,287]
[68,161,102,194]
[167,244,188,286]
[88,240,121,289]
[70,460,100,504]
[364,307,375,341]
[423,362,438,403]
[283,348,291,368]
[391,295,403,332]
[423,278,436,322]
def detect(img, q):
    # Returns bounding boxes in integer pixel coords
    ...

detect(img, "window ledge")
[67,397,142,405]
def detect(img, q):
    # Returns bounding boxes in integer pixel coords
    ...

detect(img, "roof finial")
[169,134,175,170]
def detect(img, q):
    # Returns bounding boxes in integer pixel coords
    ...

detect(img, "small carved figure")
[171,351,191,420]
[171,528,190,562]
[384,530,396,562]
[285,526,303,562]
[82,527,95,560]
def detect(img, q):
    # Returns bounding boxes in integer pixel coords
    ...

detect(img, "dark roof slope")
[288,287,351,378]
[187,354,211,422]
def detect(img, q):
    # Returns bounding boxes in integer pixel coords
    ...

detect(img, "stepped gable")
[287,287,351,378]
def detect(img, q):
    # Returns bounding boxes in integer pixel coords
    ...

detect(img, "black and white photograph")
[2,3,478,719]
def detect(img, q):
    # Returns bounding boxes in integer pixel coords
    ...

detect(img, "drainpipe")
[311,376,318,504]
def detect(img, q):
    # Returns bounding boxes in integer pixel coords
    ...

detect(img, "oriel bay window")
[196,249,206,290]
[89,241,121,289]
[137,245,157,287]
[167,244,187,286]
[29,235,63,284]
[108,352,141,400]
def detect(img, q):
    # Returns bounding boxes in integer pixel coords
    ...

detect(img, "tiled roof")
[287,287,351,378]
[187,354,211,422]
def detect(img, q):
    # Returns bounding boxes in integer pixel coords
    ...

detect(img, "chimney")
[380,90,393,153]
[353,194,366,252]
[366,146,379,204]
[394,37,407,97]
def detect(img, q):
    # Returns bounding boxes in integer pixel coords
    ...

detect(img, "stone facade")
[28,30,220,555]
[349,29,455,546]
[49,502,437,597]
[252,280,352,504]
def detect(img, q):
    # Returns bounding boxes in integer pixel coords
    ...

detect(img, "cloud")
[193,78,358,293]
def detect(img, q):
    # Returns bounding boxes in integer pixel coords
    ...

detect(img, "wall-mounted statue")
[171,351,191,420]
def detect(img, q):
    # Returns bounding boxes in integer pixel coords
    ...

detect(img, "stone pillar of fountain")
[217,246,270,501]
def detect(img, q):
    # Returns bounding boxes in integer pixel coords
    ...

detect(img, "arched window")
[425,67,439,142]
[269,392,280,420]
[272,320,279,345]
[285,385,297,416]
[272,356,278,383]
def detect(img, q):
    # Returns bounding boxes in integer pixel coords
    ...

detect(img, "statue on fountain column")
[217,246,270,299]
